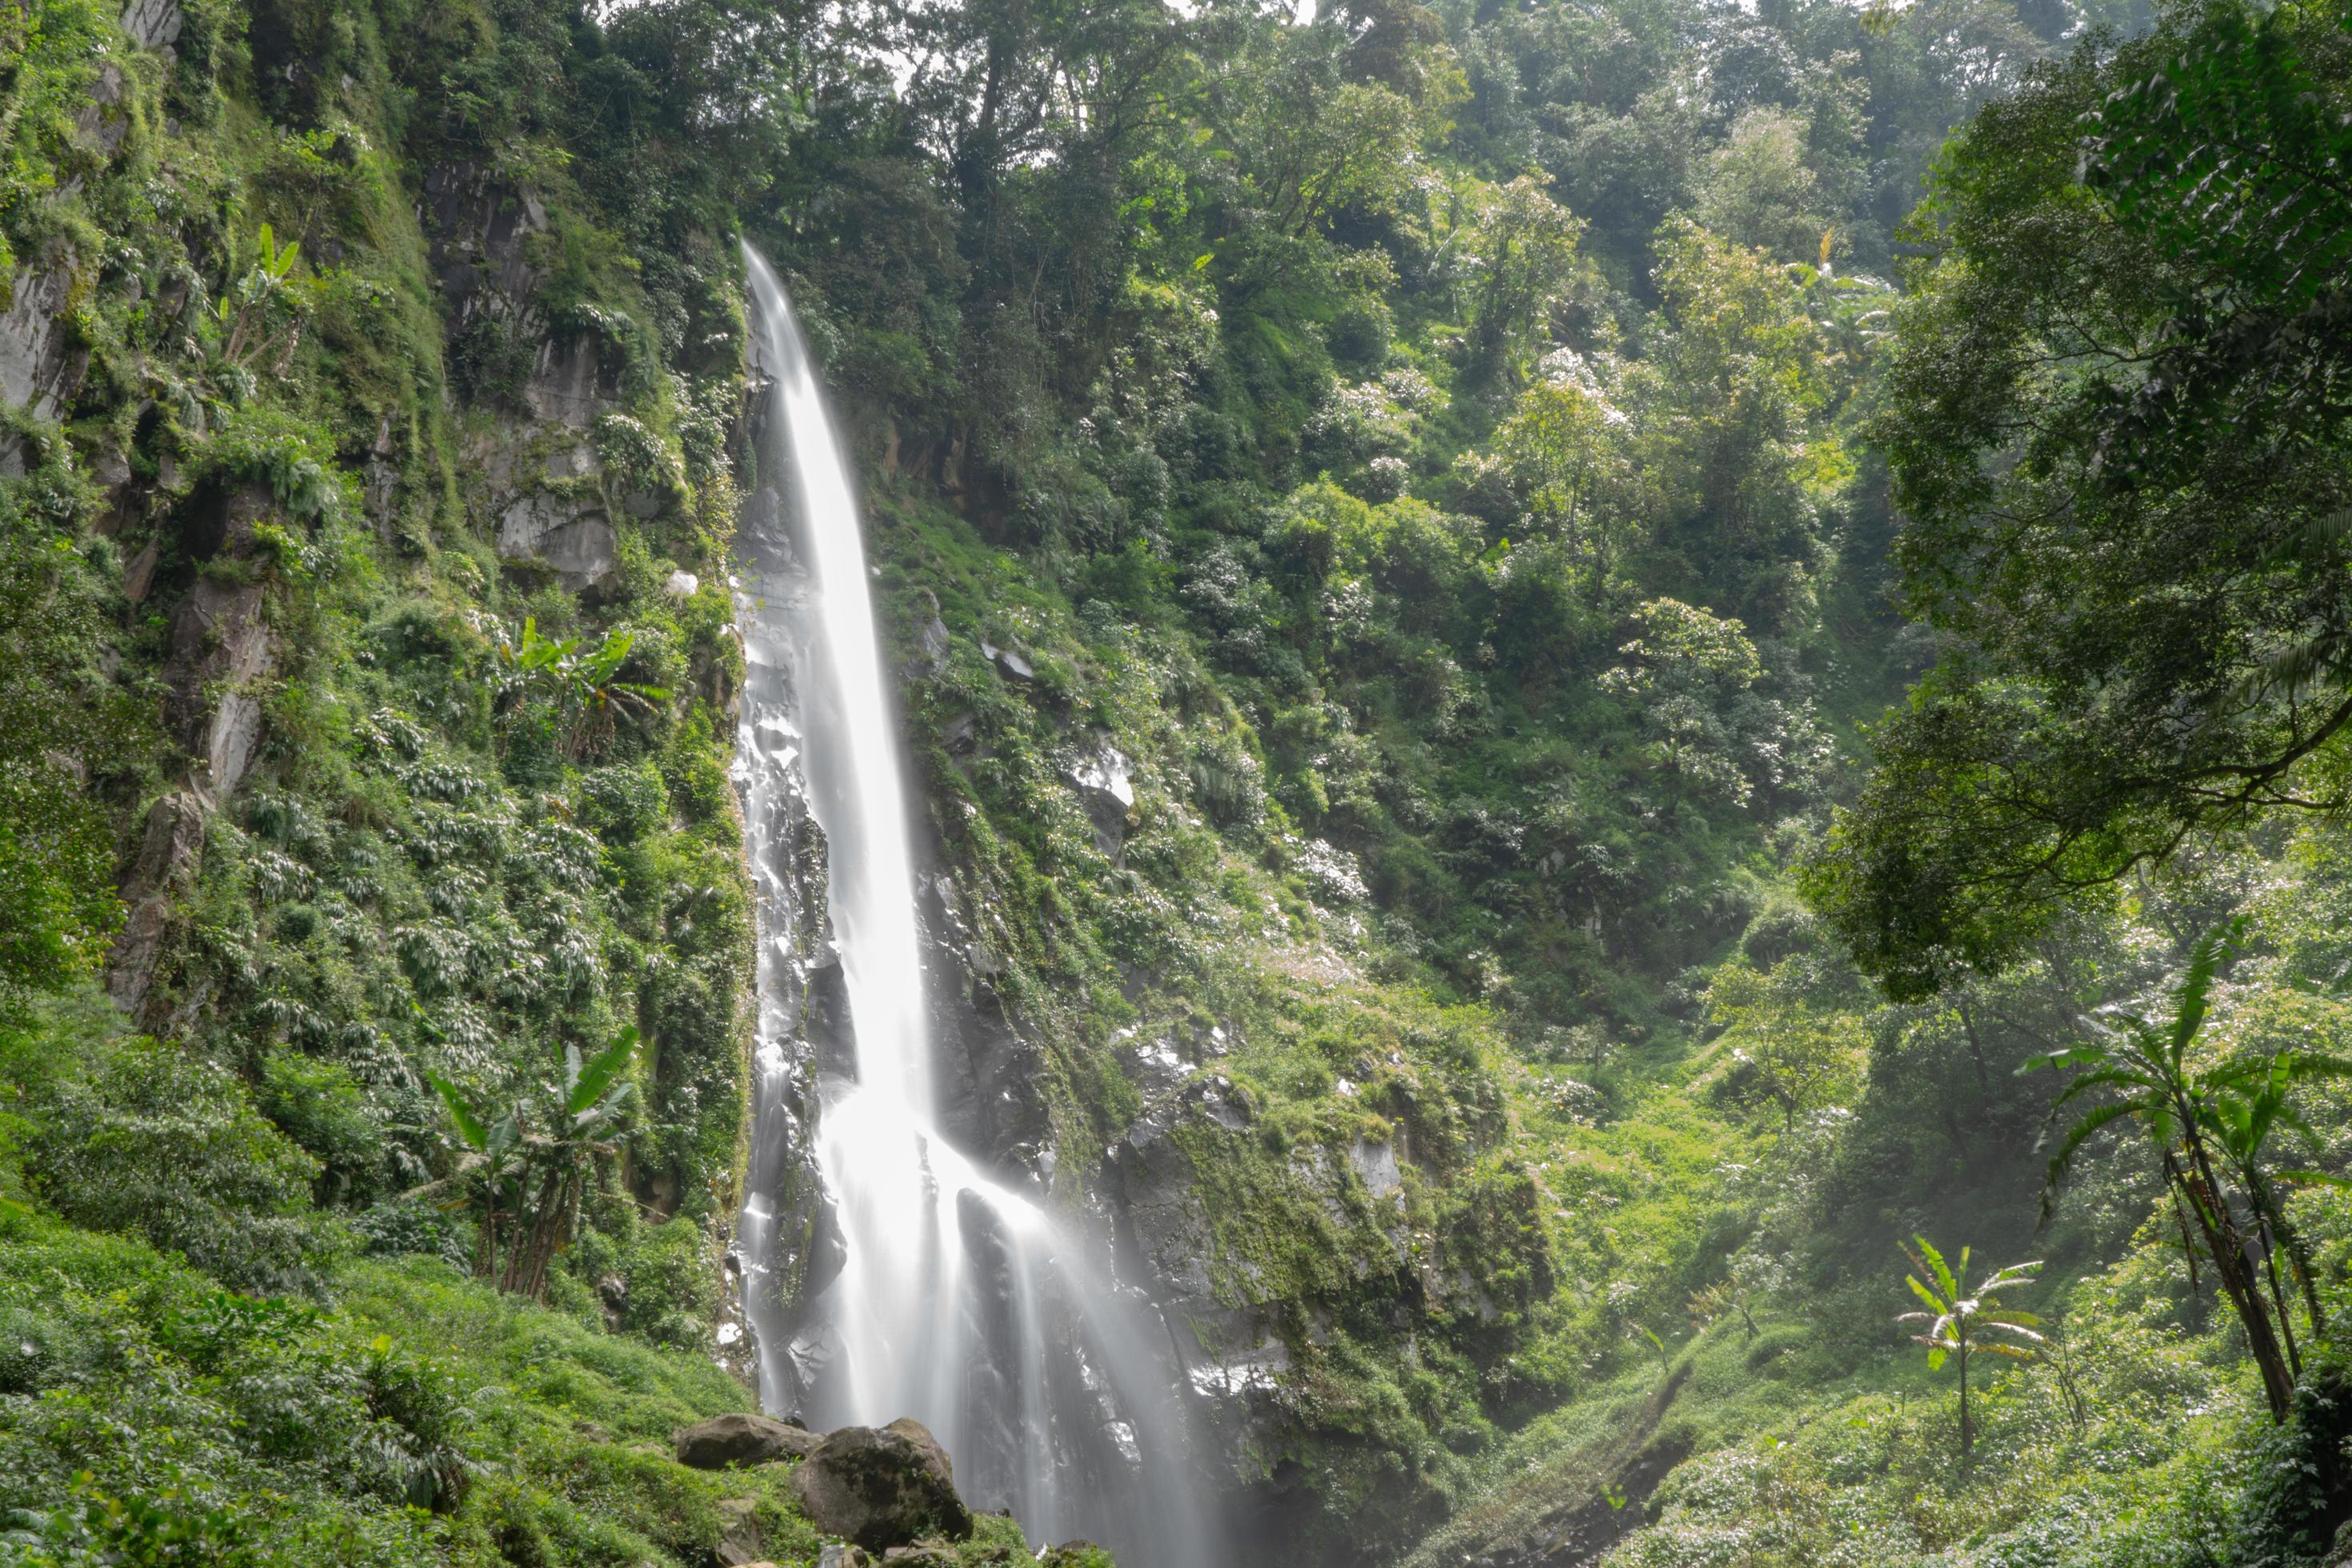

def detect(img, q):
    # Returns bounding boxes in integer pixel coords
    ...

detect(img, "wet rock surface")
[0,261,84,446]
[790,1418,975,1552]
[918,856,1051,1168]
[118,0,182,50]
[674,1411,822,1470]
[497,494,617,588]
[1064,741,1137,862]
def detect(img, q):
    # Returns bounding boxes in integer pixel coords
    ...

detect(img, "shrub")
[259,1050,387,1204]
[579,760,669,844]
[353,1198,472,1270]
[30,1038,326,1293]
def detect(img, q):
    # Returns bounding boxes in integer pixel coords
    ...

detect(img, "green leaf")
[2169,914,2246,1059]
[2277,1168,2352,1188]
[2042,1101,2140,1218]
[2019,1046,2110,1075]
[1914,1236,1958,1302]
[430,1074,488,1150]
[569,1026,637,1117]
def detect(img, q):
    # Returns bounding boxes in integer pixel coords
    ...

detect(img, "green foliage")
[1810,3,2352,999]
[0,513,143,1008]
[494,618,672,762]
[0,1196,858,1568]
[2028,916,2352,1421]
[1897,1237,2042,1458]
[430,1027,639,1300]
[30,1035,326,1294]
[5,0,2320,1565]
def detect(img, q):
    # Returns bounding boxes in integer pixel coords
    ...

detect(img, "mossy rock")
[790,1418,975,1552]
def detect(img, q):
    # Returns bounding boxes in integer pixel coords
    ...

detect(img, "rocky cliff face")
[810,502,1546,1561]
[4,0,758,1366]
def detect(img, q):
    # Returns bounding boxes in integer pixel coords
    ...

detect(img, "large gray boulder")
[674,1411,822,1470]
[790,1418,973,1552]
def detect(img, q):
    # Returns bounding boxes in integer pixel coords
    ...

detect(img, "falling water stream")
[731,246,1220,1568]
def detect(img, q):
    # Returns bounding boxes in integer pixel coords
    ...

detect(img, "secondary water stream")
[731,245,1219,1568]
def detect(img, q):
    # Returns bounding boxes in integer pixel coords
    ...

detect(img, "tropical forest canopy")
[8,0,2352,1564]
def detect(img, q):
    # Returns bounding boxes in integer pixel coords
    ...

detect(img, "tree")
[1464,174,1586,387]
[1638,218,1834,633]
[1598,598,1765,814]
[1808,6,2352,999]
[1705,962,1863,1132]
[1488,379,1628,580]
[2026,918,2352,1421]
[1692,108,1828,261]
[1898,1237,2042,1461]
[430,1029,639,1300]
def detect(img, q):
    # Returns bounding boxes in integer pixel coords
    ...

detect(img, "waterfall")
[731,245,1221,1568]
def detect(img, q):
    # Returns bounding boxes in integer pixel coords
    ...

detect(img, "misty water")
[731,245,1221,1568]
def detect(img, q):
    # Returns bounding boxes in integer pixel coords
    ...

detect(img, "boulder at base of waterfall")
[674,1411,822,1470]
[790,1418,974,1550]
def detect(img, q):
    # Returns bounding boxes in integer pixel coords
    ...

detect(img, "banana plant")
[2206,1048,2352,1374]
[428,1073,524,1282]
[218,222,306,370]
[2025,916,2352,1421]
[493,618,670,759]
[425,1027,638,1301]
[498,1026,639,1298]
[1898,1237,2042,1461]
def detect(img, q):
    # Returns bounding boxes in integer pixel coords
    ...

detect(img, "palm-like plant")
[493,619,670,759]
[1898,1237,2042,1460]
[218,222,307,371]
[2026,916,2352,1421]
[2208,1050,2343,1371]
[430,1027,638,1300]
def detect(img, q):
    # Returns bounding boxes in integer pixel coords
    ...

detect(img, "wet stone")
[715,1496,763,1566]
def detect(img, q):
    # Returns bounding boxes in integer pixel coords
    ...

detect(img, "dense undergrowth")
[0,1125,1047,1566]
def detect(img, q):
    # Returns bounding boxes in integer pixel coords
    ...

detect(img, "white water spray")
[732,245,1220,1568]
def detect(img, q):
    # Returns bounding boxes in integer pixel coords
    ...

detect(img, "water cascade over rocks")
[730,245,1222,1568]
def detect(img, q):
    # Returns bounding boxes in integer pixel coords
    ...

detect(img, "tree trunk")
[2174,1147,2298,1420]
[1957,1336,1973,1461]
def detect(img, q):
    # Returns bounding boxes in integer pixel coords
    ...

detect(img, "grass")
[0,1196,1055,1567]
